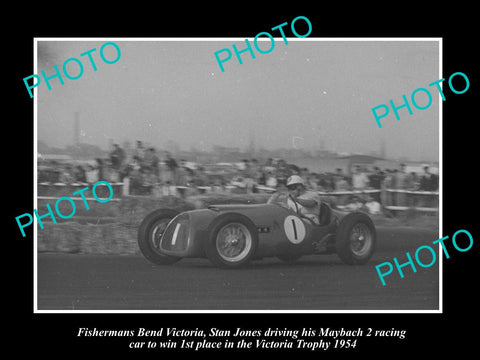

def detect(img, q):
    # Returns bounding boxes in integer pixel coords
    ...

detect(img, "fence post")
[122,177,129,196]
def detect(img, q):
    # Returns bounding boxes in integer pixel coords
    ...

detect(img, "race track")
[37,227,440,311]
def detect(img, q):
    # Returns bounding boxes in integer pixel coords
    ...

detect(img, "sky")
[36,39,440,161]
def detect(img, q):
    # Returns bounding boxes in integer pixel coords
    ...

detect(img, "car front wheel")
[204,213,259,268]
[137,209,182,265]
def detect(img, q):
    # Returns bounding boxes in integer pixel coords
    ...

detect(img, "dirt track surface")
[37,227,440,311]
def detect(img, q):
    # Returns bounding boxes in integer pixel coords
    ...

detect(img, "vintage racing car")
[137,201,376,268]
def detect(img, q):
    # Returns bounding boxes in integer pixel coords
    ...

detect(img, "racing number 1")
[284,215,306,244]
[291,219,298,240]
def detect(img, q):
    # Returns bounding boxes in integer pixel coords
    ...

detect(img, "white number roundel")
[283,215,306,244]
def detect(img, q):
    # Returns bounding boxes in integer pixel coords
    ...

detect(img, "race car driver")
[268,175,321,225]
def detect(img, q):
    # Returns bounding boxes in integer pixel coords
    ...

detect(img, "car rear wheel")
[335,212,376,265]
[205,213,258,268]
[137,209,182,265]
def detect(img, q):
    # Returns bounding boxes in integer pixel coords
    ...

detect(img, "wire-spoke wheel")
[216,223,252,262]
[335,212,376,265]
[205,214,258,268]
[349,223,374,257]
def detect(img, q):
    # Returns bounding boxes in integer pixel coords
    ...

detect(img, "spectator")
[103,160,120,183]
[59,164,74,184]
[95,158,105,180]
[192,166,208,187]
[263,158,276,175]
[368,167,385,203]
[242,159,255,194]
[394,163,409,206]
[73,165,87,183]
[419,166,438,191]
[257,170,267,186]
[128,156,143,194]
[38,163,58,183]
[177,160,190,187]
[405,171,420,207]
[368,167,384,189]
[85,163,99,184]
[317,174,327,191]
[275,159,290,187]
[385,169,396,189]
[265,171,277,188]
[165,151,178,186]
[419,165,439,208]
[383,169,396,206]
[151,150,160,178]
[133,141,145,167]
[144,148,160,178]
[306,173,319,191]
[183,166,195,187]
[299,167,309,180]
[142,166,158,193]
[109,143,125,171]
[406,171,419,190]
[352,165,369,190]
[131,155,142,171]
[250,158,261,181]
[334,176,348,191]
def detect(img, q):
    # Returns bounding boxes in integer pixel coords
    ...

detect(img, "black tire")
[137,209,181,265]
[204,213,259,268]
[335,212,376,265]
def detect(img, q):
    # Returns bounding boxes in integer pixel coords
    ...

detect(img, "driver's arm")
[295,192,319,208]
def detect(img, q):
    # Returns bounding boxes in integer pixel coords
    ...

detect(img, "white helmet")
[286,175,304,187]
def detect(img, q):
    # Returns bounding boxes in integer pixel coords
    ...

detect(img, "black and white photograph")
[33,38,441,312]
[9,8,477,356]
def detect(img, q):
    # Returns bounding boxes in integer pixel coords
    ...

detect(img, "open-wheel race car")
[137,201,376,268]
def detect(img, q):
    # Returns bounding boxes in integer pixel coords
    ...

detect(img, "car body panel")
[158,203,347,259]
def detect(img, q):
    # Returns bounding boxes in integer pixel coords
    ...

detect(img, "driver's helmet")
[286,175,305,187]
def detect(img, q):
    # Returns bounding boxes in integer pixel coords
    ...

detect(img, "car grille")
[160,214,190,252]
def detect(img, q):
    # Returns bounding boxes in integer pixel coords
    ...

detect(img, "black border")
[9,6,477,356]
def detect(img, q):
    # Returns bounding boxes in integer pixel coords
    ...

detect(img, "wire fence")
[37,182,439,215]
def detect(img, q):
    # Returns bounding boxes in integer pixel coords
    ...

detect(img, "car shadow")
[177,254,343,270]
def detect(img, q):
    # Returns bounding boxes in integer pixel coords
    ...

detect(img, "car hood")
[207,203,269,212]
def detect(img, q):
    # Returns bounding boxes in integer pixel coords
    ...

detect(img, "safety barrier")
[37,182,439,212]
[316,188,439,213]
[37,182,125,201]
[383,189,439,212]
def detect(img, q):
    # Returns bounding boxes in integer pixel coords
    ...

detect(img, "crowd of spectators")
[38,142,439,209]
